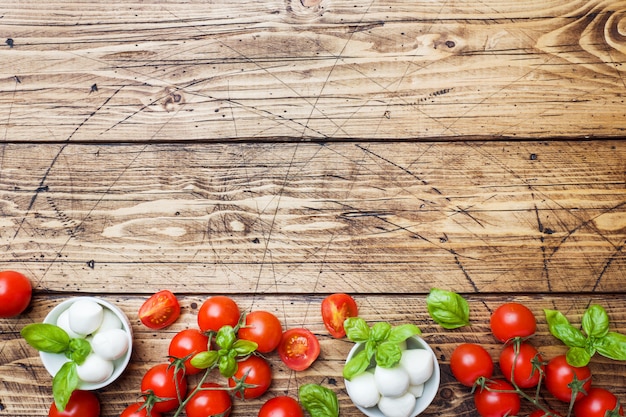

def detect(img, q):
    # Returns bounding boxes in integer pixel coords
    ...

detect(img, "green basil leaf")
[595,332,626,361]
[298,383,339,417]
[216,325,236,350]
[375,341,402,368]
[190,350,219,370]
[388,324,421,344]
[544,309,586,348]
[52,361,79,412]
[218,350,238,378]
[566,347,591,367]
[582,304,610,338]
[21,323,70,354]
[343,349,370,380]
[67,338,91,365]
[232,339,257,356]
[371,322,391,342]
[344,317,370,343]
[426,288,470,329]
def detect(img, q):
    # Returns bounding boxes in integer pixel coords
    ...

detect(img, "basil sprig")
[21,323,91,411]
[190,325,257,378]
[545,304,626,367]
[298,383,339,417]
[426,288,470,329]
[343,317,420,380]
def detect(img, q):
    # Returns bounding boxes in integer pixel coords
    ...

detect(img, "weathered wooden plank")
[1,1,625,141]
[1,294,625,416]
[0,141,624,294]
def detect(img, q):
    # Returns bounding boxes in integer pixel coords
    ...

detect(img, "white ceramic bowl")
[344,335,440,417]
[41,296,133,390]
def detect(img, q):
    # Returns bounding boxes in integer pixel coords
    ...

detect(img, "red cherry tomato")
[120,402,162,417]
[450,343,494,387]
[321,293,358,338]
[278,328,320,371]
[545,355,592,403]
[258,396,304,417]
[228,355,272,399]
[0,270,32,318]
[141,363,188,413]
[48,390,100,417]
[473,379,521,417]
[574,387,624,417]
[499,342,543,388]
[138,290,180,330]
[169,329,210,375]
[529,410,562,417]
[197,295,240,332]
[490,302,536,342]
[238,310,283,353]
[185,382,232,417]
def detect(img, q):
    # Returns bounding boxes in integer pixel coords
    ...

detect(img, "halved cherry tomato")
[138,290,180,330]
[278,328,320,371]
[321,293,358,338]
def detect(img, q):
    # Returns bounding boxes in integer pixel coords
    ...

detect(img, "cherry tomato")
[198,295,240,332]
[529,410,562,417]
[138,290,180,330]
[545,355,592,403]
[228,355,272,399]
[321,293,358,338]
[490,302,536,342]
[473,379,521,417]
[238,310,283,353]
[499,341,543,388]
[185,382,232,417]
[573,387,624,417]
[120,402,162,417]
[450,343,494,387]
[0,270,32,318]
[141,363,188,413]
[169,329,210,375]
[258,396,304,417]
[278,328,320,371]
[48,390,99,417]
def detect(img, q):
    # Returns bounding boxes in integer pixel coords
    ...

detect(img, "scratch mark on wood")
[592,238,625,292]
[534,202,552,292]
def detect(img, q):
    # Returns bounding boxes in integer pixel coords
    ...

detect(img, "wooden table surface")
[1,1,625,416]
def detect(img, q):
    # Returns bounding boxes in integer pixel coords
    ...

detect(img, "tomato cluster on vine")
[120,292,338,417]
[450,302,624,417]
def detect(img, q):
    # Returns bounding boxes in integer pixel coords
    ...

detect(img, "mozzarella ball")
[345,371,380,408]
[408,384,424,398]
[77,353,114,383]
[97,308,123,332]
[375,365,410,397]
[378,392,416,417]
[56,309,84,339]
[399,348,434,386]
[92,328,129,361]
[68,299,103,336]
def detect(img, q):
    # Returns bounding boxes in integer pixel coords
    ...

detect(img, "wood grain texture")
[2,294,626,416]
[0,141,624,295]
[1,1,626,141]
